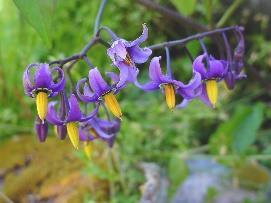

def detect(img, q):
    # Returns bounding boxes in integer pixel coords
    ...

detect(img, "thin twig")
[0,192,14,203]
[148,26,243,50]
[94,0,108,34]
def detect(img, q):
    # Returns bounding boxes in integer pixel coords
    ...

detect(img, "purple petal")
[148,56,166,83]
[49,67,65,95]
[192,54,208,79]
[66,94,82,122]
[128,46,152,64]
[23,64,38,96]
[106,71,120,84]
[115,62,129,89]
[176,99,190,109]
[79,126,95,141]
[34,63,52,88]
[193,54,225,80]
[124,24,149,47]
[88,68,110,96]
[107,40,128,63]
[80,103,100,122]
[76,78,99,102]
[206,59,225,79]
[173,71,201,90]
[135,81,159,91]
[46,102,65,125]
[35,116,48,142]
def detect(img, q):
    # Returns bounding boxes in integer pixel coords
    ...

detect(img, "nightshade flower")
[76,68,122,118]
[107,24,152,87]
[135,56,201,109]
[224,30,246,90]
[46,94,99,149]
[79,117,120,158]
[23,63,65,121]
[35,116,48,142]
[193,54,226,107]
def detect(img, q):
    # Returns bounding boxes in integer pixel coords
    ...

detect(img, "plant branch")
[94,0,108,34]
[148,26,243,50]
[136,0,208,32]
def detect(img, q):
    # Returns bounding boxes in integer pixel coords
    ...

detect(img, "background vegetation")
[1,0,271,202]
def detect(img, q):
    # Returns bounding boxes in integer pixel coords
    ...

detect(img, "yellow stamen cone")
[84,142,93,159]
[36,91,48,121]
[103,92,122,118]
[206,80,218,107]
[66,122,79,149]
[163,84,175,110]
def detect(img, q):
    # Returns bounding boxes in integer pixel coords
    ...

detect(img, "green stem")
[216,0,244,28]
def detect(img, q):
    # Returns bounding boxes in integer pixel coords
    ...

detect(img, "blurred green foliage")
[1,0,271,202]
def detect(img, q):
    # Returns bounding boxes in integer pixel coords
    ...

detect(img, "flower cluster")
[22,25,245,158]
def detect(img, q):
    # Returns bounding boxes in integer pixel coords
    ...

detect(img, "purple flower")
[76,68,122,118]
[35,116,48,142]
[192,54,226,107]
[23,63,65,121]
[46,94,99,149]
[107,24,152,88]
[79,117,120,158]
[224,30,246,90]
[136,56,201,109]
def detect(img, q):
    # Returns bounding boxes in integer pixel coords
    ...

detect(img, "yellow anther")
[124,54,133,65]
[36,91,48,121]
[163,84,175,110]
[206,80,218,107]
[84,142,93,159]
[103,92,122,118]
[66,122,79,149]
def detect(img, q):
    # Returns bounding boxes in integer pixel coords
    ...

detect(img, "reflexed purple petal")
[193,54,225,80]
[173,71,202,91]
[106,72,119,84]
[115,62,129,89]
[135,81,159,91]
[80,103,100,122]
[88,68,110,96]
[192,54,207,78]
[23,64,37,96]
[107,40,127,62]
[79,126,95,141]
[34,63,52,88]
[46,102,65,125]
[206,59,225,79]
[124,24,148,47]
[76,78,99,102]
[128,46,152,64]
[35,116,48,142]
[66,94,82,122]
[176,99,190,109]
[148,56,166,83]
[50,67,65,95]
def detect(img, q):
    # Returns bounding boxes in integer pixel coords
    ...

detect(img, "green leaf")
[170,0,197,16]
[12,0,54,47]
[232,103,264,153]
[210,103,264,154]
